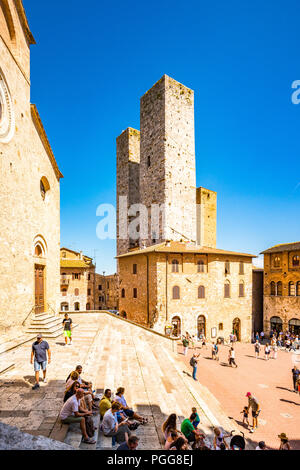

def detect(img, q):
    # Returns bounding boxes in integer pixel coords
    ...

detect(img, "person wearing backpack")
[211,342,219,361]
[190,353,200,381]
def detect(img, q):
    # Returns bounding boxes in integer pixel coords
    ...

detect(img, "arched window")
[292,255,300,267]
[297,282,300,297]
[74,302,80,311]
[274,256,281,268]
[34,244,43,257]
[277,281,282,296]
[198,285,205,299]
[133,288,137,298]
[121,288,125,298]
[61,302,69,312]
[172,286,180,299]
[197,260,205,273]
[224,280,230,298]
[270,281,276,296]
[218,323,223,331]
[239,262,244,275]
[225,261,230,275]
[239,282,245,297]
[40,176,50,201]
[74,288,79,296]
[172,259,179,273]
[289,282,295,296]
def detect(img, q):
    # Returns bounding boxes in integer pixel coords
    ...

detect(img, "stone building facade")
[117,241,254,342]
[252,268,263,335]
[261,242,300,335]
[60,248,95,312]
[0,1,62,332]
[116,75,255,341]
[96,273,119,311]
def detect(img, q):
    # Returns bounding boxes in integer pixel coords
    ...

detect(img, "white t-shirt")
[230,350,235,358]
[101,409,117,435]
[60,395,80,420]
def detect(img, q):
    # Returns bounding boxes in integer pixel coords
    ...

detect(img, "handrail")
[22,306,35,327]
[47,303,57,317]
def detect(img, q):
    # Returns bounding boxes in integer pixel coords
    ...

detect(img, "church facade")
[0,0,62,332]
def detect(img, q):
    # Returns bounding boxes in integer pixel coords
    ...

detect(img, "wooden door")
[35,265,45,314]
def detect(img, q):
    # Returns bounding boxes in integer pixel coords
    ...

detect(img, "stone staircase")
[26,313,77,338]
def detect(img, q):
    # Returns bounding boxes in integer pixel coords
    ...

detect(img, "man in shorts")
[246,392,260,433]
[30,334,51,390]
[60,388,96,444]
[62,313,73,346]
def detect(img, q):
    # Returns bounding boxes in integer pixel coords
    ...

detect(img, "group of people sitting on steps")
[59,366,148,448]
[162,411,229,450]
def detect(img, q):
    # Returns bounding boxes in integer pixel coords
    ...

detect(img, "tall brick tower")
[116,128,140,255]
[139,75,197,246]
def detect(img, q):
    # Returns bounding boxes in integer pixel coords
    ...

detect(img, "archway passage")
[171,316,181,337]
[61,302,69,312]
[74,302,80,311]
[35,265,45,314]
[289,318,300,336]
[270,316,283,334]
[233,318,241,341]
[197,315,206,340]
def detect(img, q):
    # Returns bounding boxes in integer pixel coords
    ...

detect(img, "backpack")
[190,357,196,367]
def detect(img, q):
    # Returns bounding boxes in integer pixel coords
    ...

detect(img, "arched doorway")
[233,318,241,341]
[289,318,300,336]
[74,302,80,311]
[197,315,206,340]
[61,302,69,312]
[171,316,181,337]
[270,316,283,334]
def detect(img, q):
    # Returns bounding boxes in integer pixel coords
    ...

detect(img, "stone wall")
[0,6,61,332]
[252,269,263,334]
[116,128,140,255]
[140,75,197,245]
[196,187,217,248]
[119,252,253,342]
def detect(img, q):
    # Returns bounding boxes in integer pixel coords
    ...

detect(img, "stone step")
[31,316,61,325]
[0,363,15,375]
[27,320,62,330]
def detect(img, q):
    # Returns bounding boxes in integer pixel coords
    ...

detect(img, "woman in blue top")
[114,387,148,424]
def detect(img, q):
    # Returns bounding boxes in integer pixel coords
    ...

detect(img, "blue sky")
[24,0,300,273]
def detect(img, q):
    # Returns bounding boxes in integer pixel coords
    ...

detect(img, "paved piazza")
[0,312,299,450]
[179,341,300,450]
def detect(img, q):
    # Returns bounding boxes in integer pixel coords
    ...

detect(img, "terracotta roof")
[60,260,94,269]
[261,242,300,255]
[60,247,93,260]
[116,241,255,259]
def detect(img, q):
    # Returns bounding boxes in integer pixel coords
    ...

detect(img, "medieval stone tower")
[116,75,217,256]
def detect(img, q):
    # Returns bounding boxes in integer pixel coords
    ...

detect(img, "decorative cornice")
[13,0,36,45]
[31,104,63,181]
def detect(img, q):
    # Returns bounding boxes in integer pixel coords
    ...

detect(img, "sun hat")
[278,433,288,440]
[246,392,251,397]
[37,334,43,339]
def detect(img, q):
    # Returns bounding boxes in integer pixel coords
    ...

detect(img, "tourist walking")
[264,343,271,360]
[272,341,278,359]
[62,313,73,346]
[246,392,260,433]
[228,347,237,368]
[30,334,51,390]
[292,366,300,393]
[254,340,260,359]
[190,353,200,381]
[211,342,219,361]
[182,336,189,356]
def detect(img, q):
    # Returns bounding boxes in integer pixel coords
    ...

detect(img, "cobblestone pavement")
[178,341,300,450]
[0,313,241,450]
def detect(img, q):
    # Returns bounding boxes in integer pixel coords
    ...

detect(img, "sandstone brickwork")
[95,273,119,310]
[196,187,217,248]
[0,1,62,332]
[118,242,253,342]
[252,269,263,335]
[261,243,300,334]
